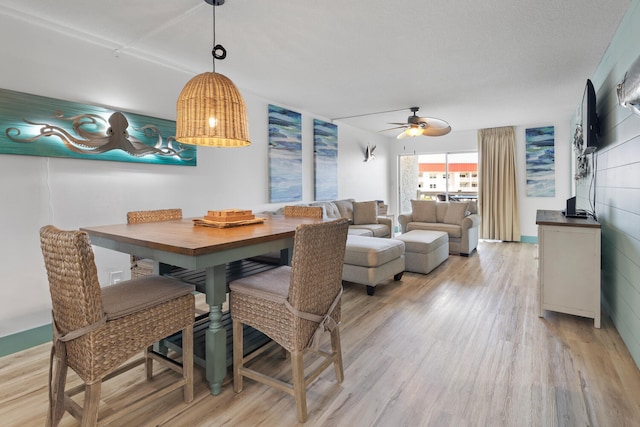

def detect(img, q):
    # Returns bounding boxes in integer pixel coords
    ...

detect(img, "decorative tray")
[193,209,265,228]
[192,217,265,228]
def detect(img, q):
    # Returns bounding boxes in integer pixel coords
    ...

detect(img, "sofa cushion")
[349,223,389,238]
[436,203,449,223]
[444,202,469,225]
[353,201,378,225]
[344,235,405,267]
[333,199,355,221]
[411,200,437,223]
[348,228,374,237]
[407,222,462,238]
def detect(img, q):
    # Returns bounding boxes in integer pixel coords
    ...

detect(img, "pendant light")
[176,0,250,147]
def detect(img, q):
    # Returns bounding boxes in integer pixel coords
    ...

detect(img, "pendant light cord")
[211,1,226,72]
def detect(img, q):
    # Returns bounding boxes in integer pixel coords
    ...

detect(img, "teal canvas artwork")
[313,119,338,201]
[525,126,555,197]
[268,104,302,203]
[0,88,196,166]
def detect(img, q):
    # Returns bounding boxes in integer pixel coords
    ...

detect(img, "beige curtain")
[478,126,520,241]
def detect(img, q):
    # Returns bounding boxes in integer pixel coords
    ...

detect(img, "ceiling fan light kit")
[391,107,451,139]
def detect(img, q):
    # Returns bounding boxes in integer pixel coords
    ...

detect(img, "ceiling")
[0,0,631,136]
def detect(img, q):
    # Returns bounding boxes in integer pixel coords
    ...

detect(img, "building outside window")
[414,152,478,201]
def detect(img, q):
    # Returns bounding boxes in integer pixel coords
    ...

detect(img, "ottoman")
[342,235,405,296]
[395,230,449,274]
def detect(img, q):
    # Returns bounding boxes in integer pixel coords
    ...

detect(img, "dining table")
[81,214,326,395]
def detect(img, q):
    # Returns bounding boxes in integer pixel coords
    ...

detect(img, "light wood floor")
[2,241,640,426]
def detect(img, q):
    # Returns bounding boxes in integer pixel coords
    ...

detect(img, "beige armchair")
[398,200,481,256]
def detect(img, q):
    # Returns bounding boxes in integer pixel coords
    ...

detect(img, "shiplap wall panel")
[601,223,640,281]
[606,267,640,359]
[584,0,640,368]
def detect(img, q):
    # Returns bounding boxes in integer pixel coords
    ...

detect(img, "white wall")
[387,121,572,239]
[0,14,390,337]
[515,120,572,238]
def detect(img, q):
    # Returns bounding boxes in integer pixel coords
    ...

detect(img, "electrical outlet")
[109,270,123,284]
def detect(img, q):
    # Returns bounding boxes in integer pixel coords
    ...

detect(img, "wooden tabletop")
[535,209,601,228]
[80,215,327,256]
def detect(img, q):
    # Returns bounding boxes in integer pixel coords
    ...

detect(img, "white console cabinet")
[536,210,601,328]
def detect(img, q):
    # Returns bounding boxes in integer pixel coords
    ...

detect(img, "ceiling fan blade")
[417,117,450,128]
[379,125,407,132]
[421,126,452,136]
[387,122,409,126]
[396,130,411,139]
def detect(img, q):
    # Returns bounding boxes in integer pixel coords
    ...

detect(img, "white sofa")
[262,199,391,237]
[309,199,392,238]
[398,200,481,256]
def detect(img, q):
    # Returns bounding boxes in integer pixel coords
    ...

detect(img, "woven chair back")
[39,226,104,336]
[127,209,183,278]
[283,205,323,218]
[127,208,182,224]
[288,219,349,342]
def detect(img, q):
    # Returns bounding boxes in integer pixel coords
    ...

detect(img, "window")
[399,151,478,213]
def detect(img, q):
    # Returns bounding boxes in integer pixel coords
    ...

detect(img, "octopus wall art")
[0,88,196,166]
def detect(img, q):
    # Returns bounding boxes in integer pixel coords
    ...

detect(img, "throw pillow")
[466,200,478,215]
[411,200,437,223]
[353,201,378,225]
[444,202,469,225]
[311,201,340,218]
[333,199,355,222]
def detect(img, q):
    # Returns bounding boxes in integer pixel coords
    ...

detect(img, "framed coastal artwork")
[268,104,302,203]
[0,88,196,166]
[525,126,555,197]
[313,119,338,201]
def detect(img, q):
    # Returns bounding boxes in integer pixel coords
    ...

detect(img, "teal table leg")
[279,247,292,266]
[153,262,171,355]
[205,264,227,395]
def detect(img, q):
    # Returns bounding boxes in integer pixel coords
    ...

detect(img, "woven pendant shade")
[176,71,251,147]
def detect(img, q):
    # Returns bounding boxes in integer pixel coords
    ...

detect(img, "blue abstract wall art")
[0,88,196,166]
[313,119,338,201]
[268,104,302,203]
[525,126,555,197]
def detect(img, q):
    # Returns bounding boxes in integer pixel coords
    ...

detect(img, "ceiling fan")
[382,107,451,139]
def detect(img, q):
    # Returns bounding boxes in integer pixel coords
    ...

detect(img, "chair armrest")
[397,213,413,233]
[376,216,392,237]
[461,214,481,231]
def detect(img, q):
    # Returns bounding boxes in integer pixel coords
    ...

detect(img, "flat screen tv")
[580,79,599,154]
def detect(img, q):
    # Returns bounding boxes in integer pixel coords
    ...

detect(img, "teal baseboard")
[520,235,537,244]
[0,324,51,357]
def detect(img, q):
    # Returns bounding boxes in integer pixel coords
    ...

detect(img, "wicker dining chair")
[230,218,350,422]
[127,208,183,278]
[283,205,323,218]
[40,225,195,427]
